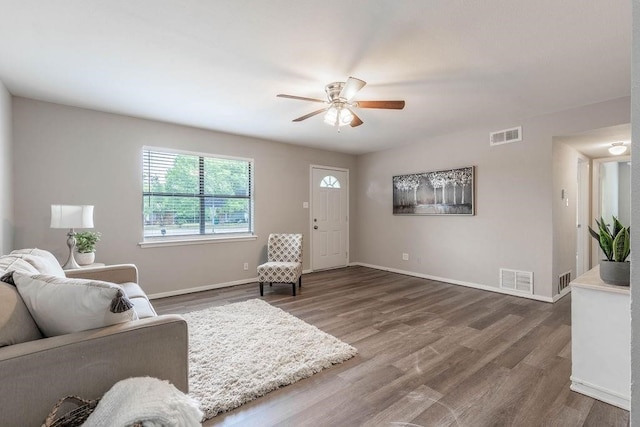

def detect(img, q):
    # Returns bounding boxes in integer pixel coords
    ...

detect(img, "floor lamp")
[50,204,94,270]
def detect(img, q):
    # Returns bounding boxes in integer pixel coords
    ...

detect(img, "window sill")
[138,234,257,249]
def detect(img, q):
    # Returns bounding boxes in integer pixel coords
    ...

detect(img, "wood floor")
[153,266,630,427]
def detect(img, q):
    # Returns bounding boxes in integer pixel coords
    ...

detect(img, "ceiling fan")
[277,77,405,128]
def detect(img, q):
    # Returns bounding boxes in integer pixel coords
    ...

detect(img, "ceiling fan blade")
[349,110,364,127]
[277,94,326,103]
[356,100,405,110]
[339,77,366,101]
[292,108,328,122]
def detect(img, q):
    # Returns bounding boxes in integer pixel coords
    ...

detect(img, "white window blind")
[142,148,253,239]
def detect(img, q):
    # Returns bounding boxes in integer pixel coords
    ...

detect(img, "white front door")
[311,166,348,270]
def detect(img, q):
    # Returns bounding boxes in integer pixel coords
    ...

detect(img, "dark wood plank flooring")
[152,266,630,427]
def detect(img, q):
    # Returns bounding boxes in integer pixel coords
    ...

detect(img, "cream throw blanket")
[83,377,203,427]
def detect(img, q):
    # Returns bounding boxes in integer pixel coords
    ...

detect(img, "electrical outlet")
[243,262,249,271]
[402,253,409,261]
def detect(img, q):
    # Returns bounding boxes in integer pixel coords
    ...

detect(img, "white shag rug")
[181,299,357,420]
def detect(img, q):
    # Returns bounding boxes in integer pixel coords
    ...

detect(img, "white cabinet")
[570,266,630,410]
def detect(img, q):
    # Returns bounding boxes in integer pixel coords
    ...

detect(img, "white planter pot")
[75,251,95,266]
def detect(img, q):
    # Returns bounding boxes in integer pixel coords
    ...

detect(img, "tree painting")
[393,166,474,215]
[393,174,421,207]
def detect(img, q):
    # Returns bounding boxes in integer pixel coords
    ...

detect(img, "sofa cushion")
[119,282,147,299]
[10,248,65,277]
[6,272,138,337]
[0,256,40,276]
[0,282,43,347]
[128,296,158,319]
[120,282,157,319]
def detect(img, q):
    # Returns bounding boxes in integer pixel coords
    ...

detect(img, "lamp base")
[62,229,81,270]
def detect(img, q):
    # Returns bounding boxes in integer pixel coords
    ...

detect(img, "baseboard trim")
[148,263,558,303]
[350,262,555,303]
[552,284,572,302]
[148,269,314,300]
[148,277,257,299]
[570,376,630,410]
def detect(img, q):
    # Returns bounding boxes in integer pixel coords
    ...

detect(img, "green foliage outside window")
[143,149,252,238]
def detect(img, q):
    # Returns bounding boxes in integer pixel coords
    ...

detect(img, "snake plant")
[588,216,630,262]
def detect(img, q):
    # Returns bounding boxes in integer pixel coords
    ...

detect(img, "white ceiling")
[0,1,631,155]
[556,123,631,159]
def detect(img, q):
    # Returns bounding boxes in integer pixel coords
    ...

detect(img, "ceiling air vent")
[490,126,522,146]
[500,268,533,294]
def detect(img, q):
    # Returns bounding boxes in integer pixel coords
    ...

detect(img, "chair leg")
[299,276,302,288]
[259,282,264,296]
[292,282,296,296]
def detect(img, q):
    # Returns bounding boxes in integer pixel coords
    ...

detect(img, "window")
[142,148,253,240]
[320,175,341,188]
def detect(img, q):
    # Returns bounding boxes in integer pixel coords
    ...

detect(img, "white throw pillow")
[0,256,40,276]
[10,248,66,277]
[8,272,138,337]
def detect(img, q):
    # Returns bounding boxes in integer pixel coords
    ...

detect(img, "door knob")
[314,226,318,230]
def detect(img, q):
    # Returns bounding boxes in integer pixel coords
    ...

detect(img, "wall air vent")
[500,268,533,294]
[490,126,522,146]
[558,271,571,294]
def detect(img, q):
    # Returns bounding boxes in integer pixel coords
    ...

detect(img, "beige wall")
[0,80,12,254]
[355,97,629,300]
[11,97,357,295]
[8,95,631,301]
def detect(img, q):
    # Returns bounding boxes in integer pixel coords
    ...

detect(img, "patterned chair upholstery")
[257,233,303,296]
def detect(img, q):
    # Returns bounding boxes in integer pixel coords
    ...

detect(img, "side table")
[66,263,106,271]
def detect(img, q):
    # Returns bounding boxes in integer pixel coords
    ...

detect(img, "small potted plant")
[74,231,102,266]
[588,216,630,286]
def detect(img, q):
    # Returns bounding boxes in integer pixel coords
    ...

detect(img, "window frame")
[140,146,255,246]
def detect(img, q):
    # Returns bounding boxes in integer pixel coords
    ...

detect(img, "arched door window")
[320,175,341,189]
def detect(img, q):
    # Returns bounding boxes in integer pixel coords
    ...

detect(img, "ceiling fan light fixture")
[323,105,338,125]
[324,104,353,127]
[339,108,354,126]
[279,76,404,127]
[608,142,627,155]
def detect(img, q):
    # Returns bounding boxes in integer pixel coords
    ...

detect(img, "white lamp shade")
[50,205,94,229]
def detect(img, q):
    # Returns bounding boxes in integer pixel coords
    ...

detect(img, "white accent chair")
[257,233,303,296]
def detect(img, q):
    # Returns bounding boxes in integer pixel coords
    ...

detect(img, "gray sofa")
[0,249,188,427]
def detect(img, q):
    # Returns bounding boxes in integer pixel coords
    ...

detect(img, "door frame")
[591,155,631,267]
[309,164,350,271]
[576,158,590,277]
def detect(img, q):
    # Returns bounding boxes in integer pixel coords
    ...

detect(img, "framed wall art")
[393,166,475,215]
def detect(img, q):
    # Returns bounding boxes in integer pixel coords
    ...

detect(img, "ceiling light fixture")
[278,77,405,128]
[323,103,353,127]
[608,142,627,156]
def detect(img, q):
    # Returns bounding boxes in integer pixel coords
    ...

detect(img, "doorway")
[310,166,349,270]
[591,155,631,267]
